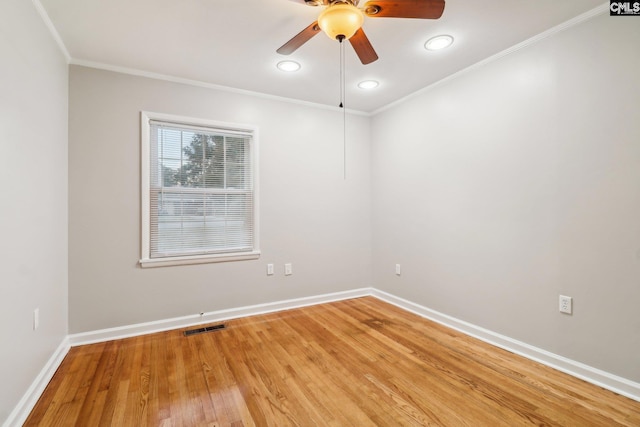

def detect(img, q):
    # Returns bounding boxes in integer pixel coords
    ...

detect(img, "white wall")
[5,5,639,423]
[68,66,372,333]
[0,0,69,423]
[371,13,640,382]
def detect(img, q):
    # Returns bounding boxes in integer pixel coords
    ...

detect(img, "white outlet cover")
[559,295,572,314]
[285,263,292,276]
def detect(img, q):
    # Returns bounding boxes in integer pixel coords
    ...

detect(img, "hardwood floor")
[26,297,640,426]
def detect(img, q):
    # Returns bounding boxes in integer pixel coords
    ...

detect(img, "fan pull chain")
[338,36,346,180]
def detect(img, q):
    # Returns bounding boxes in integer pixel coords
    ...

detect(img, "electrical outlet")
[267,263,274,276]
[559,295,572,314]
[285,263,292,276]
[395,264,401,276]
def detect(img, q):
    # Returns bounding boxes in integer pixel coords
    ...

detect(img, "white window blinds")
[141,114,258,266]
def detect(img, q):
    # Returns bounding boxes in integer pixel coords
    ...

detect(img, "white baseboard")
[69,286,640,403]
[3,337,70,427]
[10,286,638,427]
[371,288,640,403]
[68,287,372,346]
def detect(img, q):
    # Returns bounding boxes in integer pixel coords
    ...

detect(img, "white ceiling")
[39,0,605,113]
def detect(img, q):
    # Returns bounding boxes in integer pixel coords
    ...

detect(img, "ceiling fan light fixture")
[276,60,301,72]
[317,2,364,41]
[424,34,454,51]
[357,80,379,89]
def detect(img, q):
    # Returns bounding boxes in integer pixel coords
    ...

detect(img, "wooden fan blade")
[363,0,445,19]
[349,28,378,65]
[277,21,322,55]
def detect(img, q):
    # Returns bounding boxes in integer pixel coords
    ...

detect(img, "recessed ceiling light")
[277,60,301,72]
[357,80,379,89]
[424,35,454,51]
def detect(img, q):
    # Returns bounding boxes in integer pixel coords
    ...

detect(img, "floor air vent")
[184,324,226,336]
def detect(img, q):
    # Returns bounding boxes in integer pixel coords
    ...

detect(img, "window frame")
[140,111,260,268]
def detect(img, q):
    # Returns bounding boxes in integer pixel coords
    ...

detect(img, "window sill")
[139,251,260,268]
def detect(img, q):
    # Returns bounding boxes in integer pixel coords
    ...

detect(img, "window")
[140,112,259,267]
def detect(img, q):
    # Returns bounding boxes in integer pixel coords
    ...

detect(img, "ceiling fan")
[277,0,446,65]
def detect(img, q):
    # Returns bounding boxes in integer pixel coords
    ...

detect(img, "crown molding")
[35,1,608,118]
[371,3,609,116]
[32,0,71,63]
[70,59,370,117]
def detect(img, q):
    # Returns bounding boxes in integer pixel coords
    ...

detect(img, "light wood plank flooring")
[26,297,640,426]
